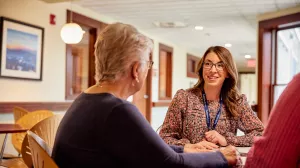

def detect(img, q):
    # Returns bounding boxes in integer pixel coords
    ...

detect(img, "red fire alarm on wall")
[50,14,56,25]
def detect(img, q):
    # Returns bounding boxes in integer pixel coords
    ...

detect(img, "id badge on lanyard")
[202,91,223,130]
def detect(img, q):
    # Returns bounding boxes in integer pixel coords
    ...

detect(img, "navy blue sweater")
[52,93,227,168]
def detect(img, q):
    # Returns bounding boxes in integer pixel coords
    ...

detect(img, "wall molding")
[0,102,73,113]
[152,101,171,107]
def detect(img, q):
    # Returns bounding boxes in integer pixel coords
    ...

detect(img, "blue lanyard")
[202,91,223,130]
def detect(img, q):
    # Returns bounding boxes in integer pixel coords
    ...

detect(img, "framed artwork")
[0,17,44,80]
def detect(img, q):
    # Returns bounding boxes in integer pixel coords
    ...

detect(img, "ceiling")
[74,0,300,71]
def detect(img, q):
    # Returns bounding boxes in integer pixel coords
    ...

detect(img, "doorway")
[65,10,106,100]
[132,54,153,123]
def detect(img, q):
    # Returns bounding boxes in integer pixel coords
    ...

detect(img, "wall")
[257,5,300,21]
[0,0,115,102]
[0,0,201,103]
[240,73,257,105]
[0,0,203,155]
[150,39,201,102]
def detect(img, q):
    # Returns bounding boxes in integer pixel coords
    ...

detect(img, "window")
[258,12,300,124]
[159,43,173,100]
[273,27,300,105]
[187,54,200,78]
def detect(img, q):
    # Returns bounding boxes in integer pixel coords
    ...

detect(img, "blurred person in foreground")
[52,23,238,168]
[245,73,300,168]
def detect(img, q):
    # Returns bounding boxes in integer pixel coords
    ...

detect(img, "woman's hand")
[219,145,239,166]
[205,130,227,146]
[184,140,219,152]
[183,144,212,153]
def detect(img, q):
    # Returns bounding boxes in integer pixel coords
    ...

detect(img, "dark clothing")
[52,93,228,168]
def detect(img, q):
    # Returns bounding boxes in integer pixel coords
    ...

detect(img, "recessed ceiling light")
[245,55,251,59]
[225,43,232,47]
[195,26,204,30]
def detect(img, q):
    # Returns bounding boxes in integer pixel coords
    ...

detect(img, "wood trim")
[65,10,108,100]
[159,43,173,53]
[270,29,277,108]
[68,10,108,34]
[258,28,272,125]
[88,28,97,87]
[257,12,300,125]
[152,101,171,107]
[145,53,153,123]
[259,13,300,29]
[187,54,200,78]
[158,43,173,100]
[167,51,173,98]
[0,102,72,113]
[238,72,255,74]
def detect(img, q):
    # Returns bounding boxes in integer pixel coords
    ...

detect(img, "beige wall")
[0,0,202,103]
[0,0,202,154]
[257,5,300,21]
[149,39,201,102]
[0,0,116,102]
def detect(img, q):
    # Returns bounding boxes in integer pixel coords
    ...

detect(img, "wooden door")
[132,58,152,123]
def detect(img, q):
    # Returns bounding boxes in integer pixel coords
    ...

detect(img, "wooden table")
[0,124,28,161]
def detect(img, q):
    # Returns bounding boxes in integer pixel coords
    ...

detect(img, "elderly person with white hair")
[52,23,238,168]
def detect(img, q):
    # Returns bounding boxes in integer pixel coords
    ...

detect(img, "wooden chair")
[156,125,163,133]
[2,107,30,159]
[13,106,29,123]
[27,131,58,168]
[21,114,64,168]
[0,158,28,168]
[11,110,54,155]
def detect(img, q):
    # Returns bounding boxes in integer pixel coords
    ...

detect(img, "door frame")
[132,53,153,123]
[145,53,153,123]
[65,10,107,100]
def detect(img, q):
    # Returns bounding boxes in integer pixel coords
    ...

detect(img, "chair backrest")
[22,114,64,168]
[156,125,163,133]
[12,110,54,154]
[13,106,29,122]
[27,131,58,168]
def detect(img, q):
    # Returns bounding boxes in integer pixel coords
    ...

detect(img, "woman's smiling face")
[202,52,228,88]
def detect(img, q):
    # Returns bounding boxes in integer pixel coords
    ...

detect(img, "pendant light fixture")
[60,0,84,44]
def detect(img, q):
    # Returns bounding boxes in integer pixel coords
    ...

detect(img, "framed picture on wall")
[0,17,44,80]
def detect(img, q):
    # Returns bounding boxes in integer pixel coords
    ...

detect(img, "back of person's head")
[195,46,240,117]
[94,22,153,84]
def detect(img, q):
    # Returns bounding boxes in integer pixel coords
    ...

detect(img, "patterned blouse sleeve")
[159,89,190,146]
[225,94,264,146]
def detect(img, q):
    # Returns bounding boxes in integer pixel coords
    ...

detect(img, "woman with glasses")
[159,46,264,149]
[52,24,238,168]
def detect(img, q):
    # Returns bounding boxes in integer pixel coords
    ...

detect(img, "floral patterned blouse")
[159,88,264,147]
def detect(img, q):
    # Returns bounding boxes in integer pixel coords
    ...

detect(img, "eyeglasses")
[203,61,225,71]
[146,61,154,69]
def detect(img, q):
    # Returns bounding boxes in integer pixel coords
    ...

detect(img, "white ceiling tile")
[75,0,299,70]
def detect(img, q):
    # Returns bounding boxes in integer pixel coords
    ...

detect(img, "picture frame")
[0,17,44,80]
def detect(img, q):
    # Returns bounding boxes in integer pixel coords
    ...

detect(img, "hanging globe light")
[60,23,84,44]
